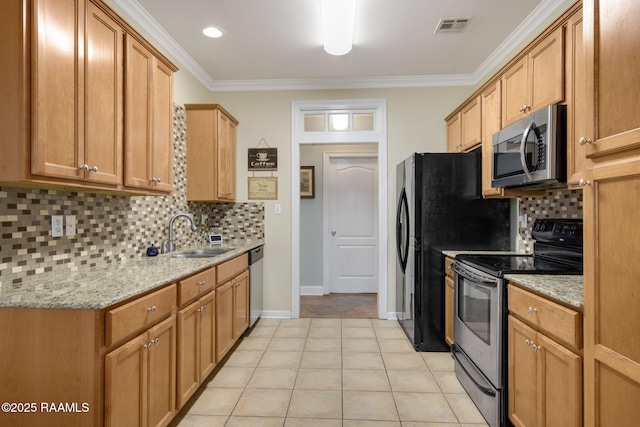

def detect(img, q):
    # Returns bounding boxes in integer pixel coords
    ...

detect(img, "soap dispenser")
[146,244,159,257]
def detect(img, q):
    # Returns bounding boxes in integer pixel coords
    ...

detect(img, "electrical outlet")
[51,215,64,237]
[201,214,208,225]
[66,215,76,236]
[274,204,281,215]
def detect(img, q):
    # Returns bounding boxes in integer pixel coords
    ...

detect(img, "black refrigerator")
[395,150,511,351]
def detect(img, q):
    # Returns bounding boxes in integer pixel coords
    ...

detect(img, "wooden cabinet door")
[565,8,587,187]
[583,159,640,427]
[508,316,539,427]
[444,276,454,346]
[150,59,174,193]
[538,333,582,427]
[216,110,236,200]
[528,26,564,113]
[233,271,249,339]
[31,0,85,181]
[583,0,640,159]
[84,1,122,185]
[501,57,528,127]
[105,333,147,427]
[199,290,216,380]
[481,81,503,197]
[215,280,235,362]
[460,96,482,151]
[124,34,153,189]
[446,112,461,152]
[177,300,200,409]
[146,316,176,427]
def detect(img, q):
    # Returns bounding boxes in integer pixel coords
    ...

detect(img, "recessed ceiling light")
[202,26,224,38]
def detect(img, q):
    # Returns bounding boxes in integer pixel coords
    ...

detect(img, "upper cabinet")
[124,35,175,194]
[0,0,177,195]
[446,96,482,153]
[581,0,640,160]
[501,26,565,127]
[185,105,239,202]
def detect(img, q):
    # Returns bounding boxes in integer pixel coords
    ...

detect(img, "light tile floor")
[170,318,489,427]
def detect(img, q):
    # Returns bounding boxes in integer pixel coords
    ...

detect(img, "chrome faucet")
[162,213,197,253]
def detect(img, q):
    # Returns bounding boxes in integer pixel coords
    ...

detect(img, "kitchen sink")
[170,248,229,258]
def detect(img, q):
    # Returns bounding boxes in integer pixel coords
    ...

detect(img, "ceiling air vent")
[434,17,471,34]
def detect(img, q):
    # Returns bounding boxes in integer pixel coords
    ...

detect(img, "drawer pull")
[528,306,537,313]
[147,305,157,313]
[198,281,206,286]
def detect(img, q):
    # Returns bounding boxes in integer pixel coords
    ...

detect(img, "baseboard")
[300,286,325,296]
[386,312,400,320]
[260,310,292,319]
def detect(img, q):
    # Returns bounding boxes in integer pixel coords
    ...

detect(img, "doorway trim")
[291,98,388,319]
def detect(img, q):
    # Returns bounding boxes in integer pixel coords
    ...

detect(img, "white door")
[325,154,378,293]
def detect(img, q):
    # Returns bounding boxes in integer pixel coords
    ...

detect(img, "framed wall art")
[300,166,315,199]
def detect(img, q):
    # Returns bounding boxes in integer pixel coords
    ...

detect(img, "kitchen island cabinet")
[508,284,583,427]
[185,104,239,202]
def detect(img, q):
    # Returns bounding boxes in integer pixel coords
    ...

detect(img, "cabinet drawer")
[508,285,582,349]
[178,267,216,306]
[106,284,176,347]
[444,257,455,278]
[217,253,248,284]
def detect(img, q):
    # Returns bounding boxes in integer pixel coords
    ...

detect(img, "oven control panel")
[531,219,583,245]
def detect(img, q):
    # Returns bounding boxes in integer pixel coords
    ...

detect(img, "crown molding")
[114,0,570,92]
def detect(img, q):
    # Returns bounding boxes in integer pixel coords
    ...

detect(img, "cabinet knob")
[150,177,162,183]
[528,306,537,313]
[579,137,593,146]
[525,339,532,346]
[79,164,89,171]
[147,305,157,313]
[89,166,98,173]
[533,345,542,352]
[578,178,592,187]
[153,338,159,346]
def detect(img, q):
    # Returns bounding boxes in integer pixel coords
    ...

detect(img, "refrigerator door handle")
[396,187,410,273]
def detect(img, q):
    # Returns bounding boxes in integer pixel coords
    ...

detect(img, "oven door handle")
[451,263,497,287]
[451,345,497,397]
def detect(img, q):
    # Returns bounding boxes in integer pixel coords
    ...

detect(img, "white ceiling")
[111,0,571,92]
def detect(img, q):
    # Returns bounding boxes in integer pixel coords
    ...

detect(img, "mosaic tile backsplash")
[0,105,264,287]
[517,188,583,252]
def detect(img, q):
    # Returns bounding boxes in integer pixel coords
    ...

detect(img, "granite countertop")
[443,250,583,309]
[505,274,583,309]
[0,241,264,310]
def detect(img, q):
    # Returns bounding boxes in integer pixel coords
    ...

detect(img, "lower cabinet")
[508,285,583,427]
[176,290,216,408]
[444,256,455,346]
[105,315,177,427]
[215,270,249,362]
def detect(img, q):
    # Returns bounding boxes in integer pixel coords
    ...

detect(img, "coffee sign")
[248,148,278,171]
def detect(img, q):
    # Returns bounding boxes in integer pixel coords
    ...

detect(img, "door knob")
[331,230,336,236]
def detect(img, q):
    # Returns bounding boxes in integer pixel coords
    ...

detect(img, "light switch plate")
[51,215,64,237]
[66,215,76,236]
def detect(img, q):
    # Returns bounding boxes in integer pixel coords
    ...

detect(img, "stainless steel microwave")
[491,104,566,189]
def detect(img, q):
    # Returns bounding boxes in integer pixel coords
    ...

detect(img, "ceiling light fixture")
[321,0,356,56]
[202,26,224,38]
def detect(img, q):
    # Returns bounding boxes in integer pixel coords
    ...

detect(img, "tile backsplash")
[0,105,264,288]
[516,188,583,252]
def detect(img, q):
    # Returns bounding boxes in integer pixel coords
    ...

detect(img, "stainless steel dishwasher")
[248,245,264,327]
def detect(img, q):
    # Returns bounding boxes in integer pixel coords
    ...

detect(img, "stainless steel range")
[451,218,583,427]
